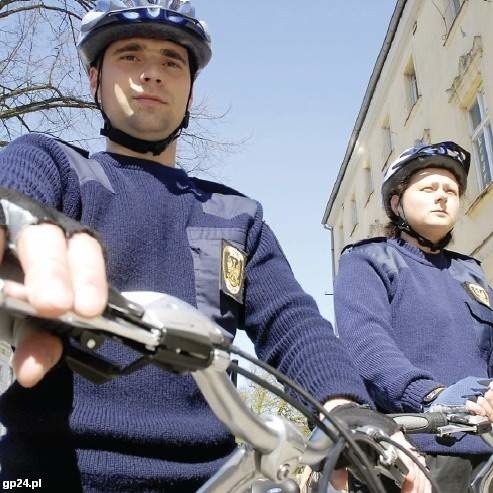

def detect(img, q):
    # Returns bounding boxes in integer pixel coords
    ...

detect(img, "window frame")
[364,165,374,206]
[350,197,358,236]
[381,117,393,167]
[443,0,466,38]
[468,89,493,191]
[404,58,420,113]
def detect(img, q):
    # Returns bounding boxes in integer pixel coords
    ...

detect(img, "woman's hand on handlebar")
[306,399,432,493]
[466,383,493,422]
[392,432,431,493]
[299,430,430,493]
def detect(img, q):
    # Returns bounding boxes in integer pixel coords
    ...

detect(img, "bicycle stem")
[193,350,303,491]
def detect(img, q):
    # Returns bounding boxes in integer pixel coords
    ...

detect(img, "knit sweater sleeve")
[334,248,441,412]
[243,207,370,406]
[0,134,81,216]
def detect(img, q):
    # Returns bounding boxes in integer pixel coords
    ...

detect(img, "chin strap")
[394,216,452,252]
[393,200,453,252]
[99,111,189,156]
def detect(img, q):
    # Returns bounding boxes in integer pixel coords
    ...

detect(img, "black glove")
[311,404,408,489]
[330,403,400,436]
[0,186,98,251]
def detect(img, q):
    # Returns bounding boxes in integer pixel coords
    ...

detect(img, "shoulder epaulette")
[190,177,248,198]
[341,236,387,255]
[445,248,482,266]
[53,137,90,159]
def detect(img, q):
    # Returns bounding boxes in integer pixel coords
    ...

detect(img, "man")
[0,1,428,491]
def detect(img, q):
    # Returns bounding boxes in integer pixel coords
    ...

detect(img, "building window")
[364,166,374,205]
[350,197,358,235]
[338,224,345,256]
[381,117,393,167]
[444,0,465,32]
[468,90,493,190]
[404,59,419,111]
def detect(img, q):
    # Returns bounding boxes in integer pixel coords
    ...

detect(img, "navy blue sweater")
[0,133,369,491]
[335,237,493,455]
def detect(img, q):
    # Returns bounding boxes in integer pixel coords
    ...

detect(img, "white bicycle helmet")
[381,141,470,251]
[77,0,212,73]
[76,0,211,155]
[381,141,470,219]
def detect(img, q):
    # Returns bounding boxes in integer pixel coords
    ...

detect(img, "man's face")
[89,37,192,142]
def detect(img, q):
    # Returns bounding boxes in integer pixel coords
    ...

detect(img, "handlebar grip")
[389,412,449,434]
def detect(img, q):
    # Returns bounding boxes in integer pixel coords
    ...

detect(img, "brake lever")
[0,280,232,383]
[435,413,492,437]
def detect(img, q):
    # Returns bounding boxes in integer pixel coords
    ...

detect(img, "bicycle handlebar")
[0,278,491,493]
[389,410,491,436]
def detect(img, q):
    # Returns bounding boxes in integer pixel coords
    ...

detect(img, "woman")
[334,141,493,492]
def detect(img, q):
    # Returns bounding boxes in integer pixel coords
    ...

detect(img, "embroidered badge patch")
[221,240,246,303]
[463,282,491,308]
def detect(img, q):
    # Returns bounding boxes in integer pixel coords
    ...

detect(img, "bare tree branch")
[1,98,96,119]
[0,0,243,171]
[0,4,83,20]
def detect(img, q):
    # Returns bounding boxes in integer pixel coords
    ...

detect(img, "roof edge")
[321,0,408,225]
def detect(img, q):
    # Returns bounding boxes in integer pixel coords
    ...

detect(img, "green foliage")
[239,368,311,437]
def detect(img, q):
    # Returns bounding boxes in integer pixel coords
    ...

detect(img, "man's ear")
[390,194,400,216]
[88,66,99,98]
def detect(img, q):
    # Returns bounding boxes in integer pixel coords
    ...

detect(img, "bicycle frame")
[0,286,491,493]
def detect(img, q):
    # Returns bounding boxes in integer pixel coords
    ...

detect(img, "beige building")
[322,0,493,281]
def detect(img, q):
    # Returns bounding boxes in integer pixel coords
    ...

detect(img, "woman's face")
[391,167,460,243]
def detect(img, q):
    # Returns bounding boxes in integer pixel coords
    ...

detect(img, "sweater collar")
[95,152,189,180]
[389,237,450,269]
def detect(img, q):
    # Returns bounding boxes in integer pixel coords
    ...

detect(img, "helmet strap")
[93,51,192,157]
[394,203,452,252]
[99,116,187,156]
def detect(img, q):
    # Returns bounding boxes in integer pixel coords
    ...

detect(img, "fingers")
[478,396,493,421]
[67,233,107,316]
[401,457,430,493]
[12,329,63,388]
[6,224,107,388]
[465,399,485,416]
[482,387,493,420]
[330,469,348,491]
[466,391,493,422]
[392,432,431,493]
[16,225,107,318]
[17,224,73,317]
[3,279,29,300]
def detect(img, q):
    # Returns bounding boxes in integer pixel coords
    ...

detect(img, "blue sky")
[16,2,396,351]
[190,1,396,336]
